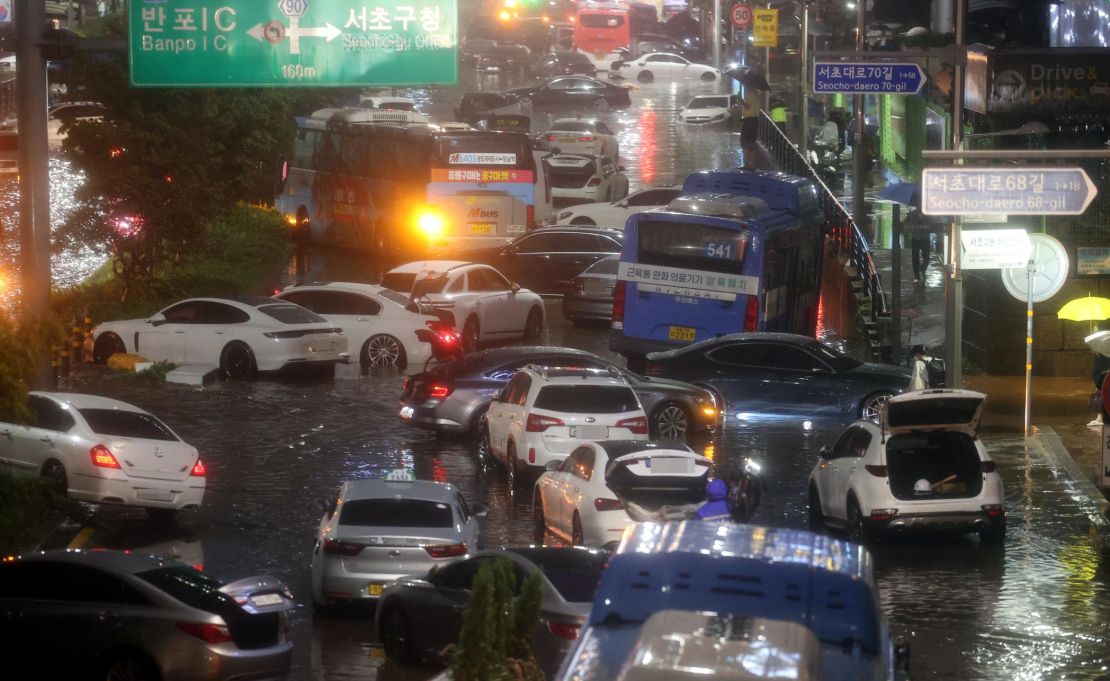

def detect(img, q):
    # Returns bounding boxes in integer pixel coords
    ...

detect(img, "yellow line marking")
[67,527,95,550]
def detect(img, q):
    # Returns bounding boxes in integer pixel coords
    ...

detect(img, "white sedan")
[618,53,719,84]
[533,440,712,547]
[677,94,740,125]
[0,392,205,519]
[548,154,629,208]
[88,297,349,379]
[543,117,619,161]
[380,261,546,353]
[555,186,681,226]
[807,389,1006,544]
[275,282,439,370]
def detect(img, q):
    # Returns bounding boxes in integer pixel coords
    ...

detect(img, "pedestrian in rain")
[909,344,930,392]
[1088,347,1110,427]
[905,208,932,285]
[770,96,788,134]
[738,64,768,169]
[694,478,732,522]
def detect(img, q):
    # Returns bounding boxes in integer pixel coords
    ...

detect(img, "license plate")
[668,325,696,342]
[368,583,384,596]
[559,136,578,143]
[648,457,694,475]
[469,222,495,234]
[136,489,173,502]
[399,406,415,420]
[250,593,285,607]
[571,425,608,439]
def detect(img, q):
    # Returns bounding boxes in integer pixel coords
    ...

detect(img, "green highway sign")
[129,0,458,87]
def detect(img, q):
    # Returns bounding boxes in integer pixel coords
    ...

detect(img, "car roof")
[20,549,185,575]
[551,117,600,126]
[386,260,472,274]
[281,281,385,295]
[662,332,830,355]
[525,225,623,237]
[456,346,603,372]
[341,479,457,502]
[31,391,148,412]
[174,295,283,309]
[524,365,629,385]
[504,546,610,571]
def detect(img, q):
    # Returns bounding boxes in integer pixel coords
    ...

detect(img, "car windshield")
[377,288,411,308]
[534,385,639,413]
[584,257,619,275]
[381,272,417,293]
[257,304,326,324]
[340,499,454,527]
[78,409,178,442]
[688,96,729,109]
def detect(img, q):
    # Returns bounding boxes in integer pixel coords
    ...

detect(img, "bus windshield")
[637,220,750,275]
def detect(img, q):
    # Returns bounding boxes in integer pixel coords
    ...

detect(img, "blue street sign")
[812,61,926,95]
[921,167,1098,216]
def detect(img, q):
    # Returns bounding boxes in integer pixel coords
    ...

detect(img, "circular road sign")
[730,3,753,28]
[1001,233,1069,304]
[278,0,308,18]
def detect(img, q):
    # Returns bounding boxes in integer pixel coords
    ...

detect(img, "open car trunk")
[605,453,711,521]
[887,431,984,501]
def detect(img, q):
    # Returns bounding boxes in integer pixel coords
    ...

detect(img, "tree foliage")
[0,315,64,424]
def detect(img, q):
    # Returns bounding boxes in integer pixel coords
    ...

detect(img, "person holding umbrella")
[727,62,770,169]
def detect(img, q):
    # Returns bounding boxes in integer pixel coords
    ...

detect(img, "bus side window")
[293,130,317,169]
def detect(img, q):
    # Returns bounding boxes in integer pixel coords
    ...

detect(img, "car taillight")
[981,504,1004,517]
[527,414,565,432]
[612,280,626,327]
[322,539,364,556]
[402,377,411,394]
[264,330,308,339]
[547,621,581,640]
[864,464,887,477]
[545,134,558,141]
[587,178,602,186]
[425,543,468,558]
[578,136,596,142]
[980,461,997,473]
[190,459,206,477]
[177,622,233,644]
[743,295,760,331]
[90,445,121,469]
[430,383,452,399]
[869,508,898,522]
[616,416,648,434]
[594,497,623,511]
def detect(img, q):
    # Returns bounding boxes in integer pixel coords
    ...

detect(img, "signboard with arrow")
[129,0,458,87]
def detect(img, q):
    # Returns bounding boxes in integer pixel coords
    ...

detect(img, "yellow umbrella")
[1058,296,1110,322]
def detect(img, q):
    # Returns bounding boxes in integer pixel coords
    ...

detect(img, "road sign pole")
[800,0,809,156]
[851,0,864,240]
[945,0,967,389]
[1024,259,1034,436]
[714,0,721,72]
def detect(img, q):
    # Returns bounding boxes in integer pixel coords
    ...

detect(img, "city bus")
[276,108,546,253]
[574,3,631,57]
[609,169,825,367]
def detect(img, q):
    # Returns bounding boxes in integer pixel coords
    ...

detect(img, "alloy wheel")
[223,344,255,379]
[654,404,689,441]
[860,392,891,421]
[365,335,402,367]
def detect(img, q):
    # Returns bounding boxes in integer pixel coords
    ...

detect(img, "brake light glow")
[425,543,468,558]
[616,416,648,434]
[429,383,452,399]
[322,539,364,556]
[90,445,121,469]
[578,136,596,142]
[177,622,233,644]
[743,295,760,331]
[593,497,623,512]
[869,508,898,522]
[980,461,997,473]
[527,204,535,229]
[612,280,626,327]
[545,134,558,141]
[864,464,887,477]
[547,621,581,640]
[190,459,207,477]
[981,504,1004,517]
[587,178,602,186]
[528,447,536,463]
[527,414,565,432]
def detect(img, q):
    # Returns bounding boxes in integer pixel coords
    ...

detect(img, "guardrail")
[757,113,889,355]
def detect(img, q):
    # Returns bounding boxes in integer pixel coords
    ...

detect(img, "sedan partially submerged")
[89,297,349,379]
[0,392,205,518]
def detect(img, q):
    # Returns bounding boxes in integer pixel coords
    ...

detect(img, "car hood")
[681,107,728,116]
[629,374,703,396]
[849,362,912,380]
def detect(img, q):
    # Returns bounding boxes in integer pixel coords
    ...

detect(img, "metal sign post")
[1025,260,1034,436]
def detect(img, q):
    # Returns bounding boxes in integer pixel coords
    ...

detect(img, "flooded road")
[8,71,1110,680]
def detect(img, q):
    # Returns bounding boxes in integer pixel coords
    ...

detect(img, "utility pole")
[945,0,967,388]
[800,0,809,156]
[713,0,722,71]
[851,0,865,233]
[15,0,54,388]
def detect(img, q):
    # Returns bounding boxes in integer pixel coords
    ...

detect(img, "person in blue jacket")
[695,478,732,522]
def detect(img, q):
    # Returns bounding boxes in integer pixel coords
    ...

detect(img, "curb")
[1035,426,1110,546]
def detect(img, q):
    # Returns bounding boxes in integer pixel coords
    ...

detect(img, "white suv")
[480,366,649,489]
[807,389,1005,545]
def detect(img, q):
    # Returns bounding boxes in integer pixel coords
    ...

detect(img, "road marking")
[67,527,95,550]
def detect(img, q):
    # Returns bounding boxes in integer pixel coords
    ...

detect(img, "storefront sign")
[1078,247,1110,275]
[965,47,1110,116]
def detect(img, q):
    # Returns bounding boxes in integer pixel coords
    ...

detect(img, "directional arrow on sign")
[922,167,1099,216]
[248,18,341,55]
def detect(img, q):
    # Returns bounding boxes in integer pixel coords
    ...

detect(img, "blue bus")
[609,169,825,366]
[555,521,909,681]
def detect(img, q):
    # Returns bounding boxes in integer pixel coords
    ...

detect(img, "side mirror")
[510,282,521,293]
[818,446,832,460]
[470,502,489,517]
[147,313,167,326]
[545,459,562,471]
[502,245,519,256]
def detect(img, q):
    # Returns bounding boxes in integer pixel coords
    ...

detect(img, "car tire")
[807,485,825,531]
[362,334,407,370]
[220,342,257,380]
[533,500,547,544]
[700,71,717,82]
[476,422,493,467]
[93,333,125,364]
[979,520,1006,546]
[652,402,691,442]
[41,459,67,496]
[462,317,480,354]
[145,508,178,524]
[100,650,161,681]
[506,441,520,490]
[572,512,584,546]
[569,217,596,225]
[847,497,874,544]
[638,70,654,83]
[381,606,415,663]
[859,391,892,421]
[524,307,544,341]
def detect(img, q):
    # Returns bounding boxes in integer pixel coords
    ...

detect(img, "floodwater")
[11,69,1110,680]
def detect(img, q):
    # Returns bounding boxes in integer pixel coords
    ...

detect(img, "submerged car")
[470,226,623,295]
[549,154,629,208]
[677,94,740,125]
[554,185,681,226]
[563,255,619,323]
[510,77,632,109]
[807,389,1005,544]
